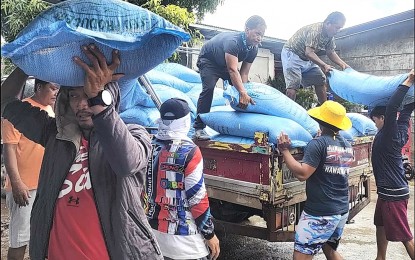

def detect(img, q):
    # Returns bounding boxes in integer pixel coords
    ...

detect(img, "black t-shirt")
[198,32,258,69]
[302,135,353,216]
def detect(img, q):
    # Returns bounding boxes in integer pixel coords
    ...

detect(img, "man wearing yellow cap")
[278,101,353,259]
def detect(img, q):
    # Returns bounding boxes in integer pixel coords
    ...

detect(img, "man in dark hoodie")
[369,69,414,260]
[1,44,163,260]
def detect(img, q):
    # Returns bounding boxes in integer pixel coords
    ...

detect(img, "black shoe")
[193,129,211,140]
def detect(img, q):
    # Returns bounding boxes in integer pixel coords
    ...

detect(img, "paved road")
[217,183,414,260]
[1,181,413,260]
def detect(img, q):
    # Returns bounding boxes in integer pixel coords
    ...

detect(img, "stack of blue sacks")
[120,63,381,148]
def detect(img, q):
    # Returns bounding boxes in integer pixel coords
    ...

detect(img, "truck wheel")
[404,162,414,181]
[209,199,260,223]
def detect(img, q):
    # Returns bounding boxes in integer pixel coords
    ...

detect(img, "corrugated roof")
[336,9,414,39]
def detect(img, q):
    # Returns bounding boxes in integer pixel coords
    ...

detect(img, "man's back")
[285,22,335,61]
[199,31,257,68]
[2,98,54,192]
[146,138,212,258]
[302,135,352,216]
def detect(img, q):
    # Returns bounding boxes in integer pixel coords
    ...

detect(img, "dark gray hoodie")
[2,82,163,259]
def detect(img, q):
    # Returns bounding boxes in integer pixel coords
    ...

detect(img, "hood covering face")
[55,82,121,149]
[155,114,191,141]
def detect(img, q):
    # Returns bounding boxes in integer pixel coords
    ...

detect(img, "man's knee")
[7,245,27,260]
[325,238,340,251]
[286,88,297,100]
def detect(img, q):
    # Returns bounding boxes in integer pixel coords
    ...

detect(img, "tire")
[404,162,414,181]
[209,199,261,223]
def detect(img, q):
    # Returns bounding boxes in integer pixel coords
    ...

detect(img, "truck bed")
[195,133,373,242]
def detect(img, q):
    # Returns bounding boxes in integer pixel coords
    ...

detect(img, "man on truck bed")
[193,15,266,140]
[281,12,350,104]
[278,100,353,259]
[369,69,414,260]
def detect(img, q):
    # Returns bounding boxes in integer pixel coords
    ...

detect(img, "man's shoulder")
[303,22,323,31]
[212,32,240,44]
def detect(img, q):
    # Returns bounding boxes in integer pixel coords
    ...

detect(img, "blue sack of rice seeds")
[328,68,414,107]
[346,113,377,136]
[200,111,313,148]
[1,0,190,87]
[223,81,320,136]
[146,69,193,93]
[120,105,160,127]
[153,63,201,83]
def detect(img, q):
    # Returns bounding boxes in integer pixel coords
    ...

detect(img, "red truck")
[195,132,374,242]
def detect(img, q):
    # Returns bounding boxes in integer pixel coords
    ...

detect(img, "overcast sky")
[201,0,414,40]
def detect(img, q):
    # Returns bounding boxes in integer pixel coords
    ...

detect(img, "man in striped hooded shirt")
[370,69,414,260]
[145,98,220,260]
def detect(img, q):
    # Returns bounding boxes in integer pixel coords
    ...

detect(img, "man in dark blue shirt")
[193,15,266,140]
[278,100,353,259]
[370,69,414,260]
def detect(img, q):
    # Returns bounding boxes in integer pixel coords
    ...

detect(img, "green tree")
[266,73,318,109]
[127,0,224,20]
[1,0,50,43]
[1,0,51,75]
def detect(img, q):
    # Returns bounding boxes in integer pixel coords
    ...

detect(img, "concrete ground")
[1,180,413,260]
[215,180,414,260]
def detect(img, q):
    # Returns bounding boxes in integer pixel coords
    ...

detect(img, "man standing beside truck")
[278,100,354,259]
[369,69,414,260]
[2,79,58,260]
[193,15,267,140]
[281,12,350,104]
[145,98,220,260]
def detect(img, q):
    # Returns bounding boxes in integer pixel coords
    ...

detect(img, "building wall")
[333,18,414,76]
[180,42,275,87]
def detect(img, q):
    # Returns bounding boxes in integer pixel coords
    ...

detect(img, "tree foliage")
[1,0,50,43]
[127,0,224,20]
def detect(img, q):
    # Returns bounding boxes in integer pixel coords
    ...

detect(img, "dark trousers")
[193,58,230,129]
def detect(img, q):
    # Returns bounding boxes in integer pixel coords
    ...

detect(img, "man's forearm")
[1,67,29,115]
[229,70,246,93]
[1,67,28,100]
[306,51,327,68]
[240,73,249,83]
[3,144,23,185]
[327,51,347,69]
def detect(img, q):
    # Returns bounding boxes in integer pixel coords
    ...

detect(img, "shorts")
[374,198,413,241]
[281,48,326,90]
[6,189,37,248]
[294,210,349,255]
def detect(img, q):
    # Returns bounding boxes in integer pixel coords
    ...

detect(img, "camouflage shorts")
[294,210,349,255]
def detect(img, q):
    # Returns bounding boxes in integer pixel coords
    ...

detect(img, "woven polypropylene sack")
[146,69,193,93]
[153,63,201,83]
[328,68,414,107]
[137,84,197,117]
[346,113,377,136]
[200,111,313,148]
[1,0,190,87]
[223,81,320,136]
[118,78,151,113]
[340,127,363,142]
[186,84,228,108]
[119,105,160,127]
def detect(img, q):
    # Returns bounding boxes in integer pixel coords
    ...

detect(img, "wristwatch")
[87,90,112,107]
